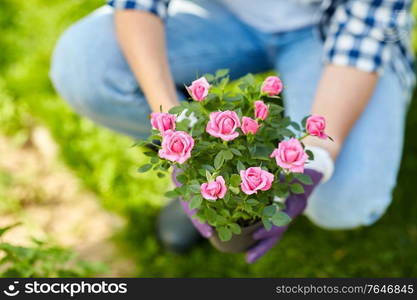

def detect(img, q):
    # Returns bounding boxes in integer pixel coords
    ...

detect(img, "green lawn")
[1,0,416,277]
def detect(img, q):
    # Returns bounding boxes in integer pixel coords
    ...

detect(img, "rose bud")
[206,110,241,141]
[150,112,176,133]
[306,115,328,139]
[261,76,283,96]
[270,138,307,173]
[240,167,274,195]
[241,117,259,135]
[254,100,268,120]
[200,176,227,201]
[186,77,210,101]
[158,130,194,164]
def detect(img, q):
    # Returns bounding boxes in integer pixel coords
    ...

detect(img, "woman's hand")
[307,64,378,160]
[246,169,323,263]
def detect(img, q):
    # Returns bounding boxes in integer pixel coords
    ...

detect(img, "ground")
[0,0,416,277]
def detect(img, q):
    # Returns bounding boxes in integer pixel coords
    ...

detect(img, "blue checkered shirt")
[108,0,415,90]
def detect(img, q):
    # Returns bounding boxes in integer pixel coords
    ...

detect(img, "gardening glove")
[246,146,334,263]
[172,167,213,238]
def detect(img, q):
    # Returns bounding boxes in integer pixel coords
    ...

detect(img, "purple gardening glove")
[172,167,213,238]
[246,169,323,263]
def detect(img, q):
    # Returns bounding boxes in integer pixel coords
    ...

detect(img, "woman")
[50,0,415,263]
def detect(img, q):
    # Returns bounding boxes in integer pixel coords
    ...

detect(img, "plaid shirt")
[108,0,415,90]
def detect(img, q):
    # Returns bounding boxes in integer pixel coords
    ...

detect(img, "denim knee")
[304,183,393,230]
[50,24,86,112]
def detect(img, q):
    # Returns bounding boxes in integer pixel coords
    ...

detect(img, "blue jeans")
[50,2,411,229]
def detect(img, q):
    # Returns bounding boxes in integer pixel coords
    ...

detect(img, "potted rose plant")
[138,70,326,253]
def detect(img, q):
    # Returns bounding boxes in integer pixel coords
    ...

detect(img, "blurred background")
[0,0,416,277]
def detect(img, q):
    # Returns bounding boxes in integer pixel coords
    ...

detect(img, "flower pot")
[209,221,262,253]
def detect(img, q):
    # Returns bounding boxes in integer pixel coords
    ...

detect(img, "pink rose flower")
[240,167,274,195]
[306,115,328,139]
[186,77,210,101]
[158,130,194,164]
[150,112,176,133]
[254,100,269,120]
[241,117,259,135]
[270,138,307,173]
[206,111,241,141]
[261,76,283,96]
[200,176,227,201]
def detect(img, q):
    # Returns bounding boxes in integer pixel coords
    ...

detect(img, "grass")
[0,0,416,277]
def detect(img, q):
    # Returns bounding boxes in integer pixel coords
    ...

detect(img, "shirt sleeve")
[107,0,170,20]
[323,0,413,74]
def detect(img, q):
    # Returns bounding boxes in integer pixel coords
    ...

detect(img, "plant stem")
[299,133,310,141]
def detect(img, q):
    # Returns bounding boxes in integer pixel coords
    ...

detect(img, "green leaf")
[230,174,241,187]
[176,174,187,184]
[164,190,179,198]
[206,208,218,225]
[219,77,230,89]
[301,115,309,128]
[262,218,273,231]
[217,226,232,242]
[157,172,165,178]
[133,140,148,147]
[138,164,152,173]
[280,128,296,138]
[230,148,242,156]
[168,106,185,114]
[189,184,201,193]
[306,149,314,160]
[192,126,204,137]
[271,212,291,227]
[247,199,259,206]
[235,108,243,119]
[290,121,301,131]
[229,223,241,235]
[223,192,231,203]
[203,73,215,82]
[274,183,289,198]
[143,151,157,157]
[224,95,242,102]
[198,169,207,177]
[236,160,246,172]
[269,103,285,115]
[290,183,305,194]
[252,144,273,160]
[190,195,203,210]
[214,151,225,169]
[263,205,276,217]
[202,164,215,172]
[222,150,233,160]
[205,170,212,182]
[242,73,255,85]
[216,215,228,225]
[215,69,229,78]
[229,186,240,194]
[220,209,231,218]
[294,173,313,185]
[176,118,190,131]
